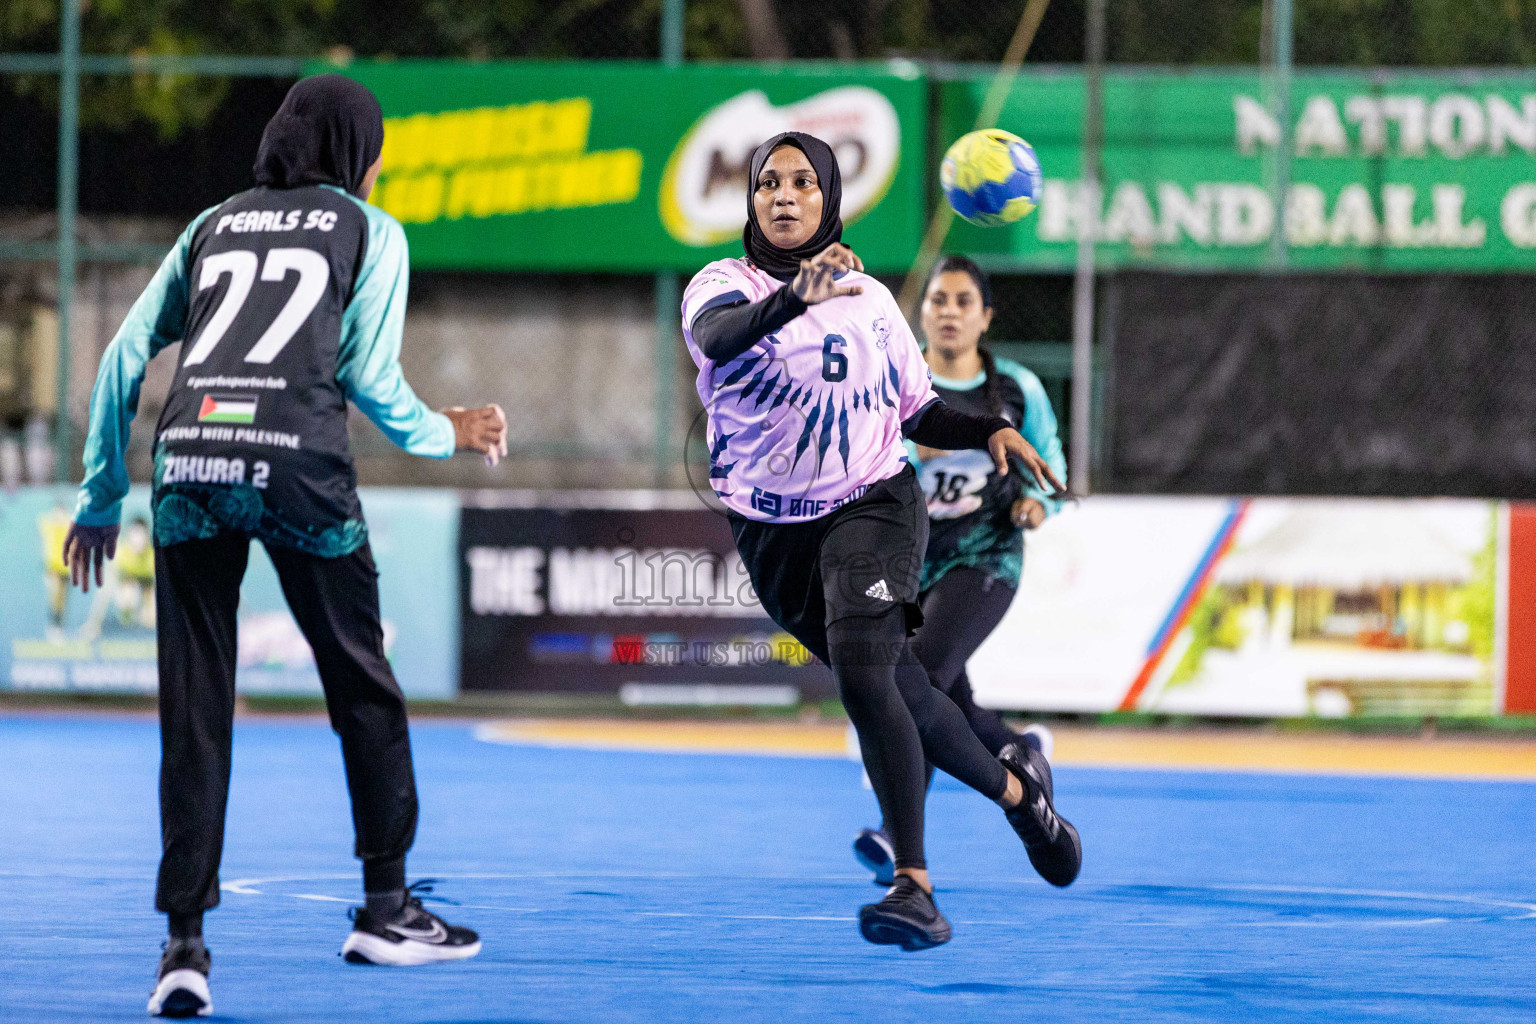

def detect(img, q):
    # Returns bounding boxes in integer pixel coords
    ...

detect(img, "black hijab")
[742,131,844,282]
[253,75,385,198]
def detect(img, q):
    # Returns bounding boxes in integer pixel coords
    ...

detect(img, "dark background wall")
[1104,271,1536,499]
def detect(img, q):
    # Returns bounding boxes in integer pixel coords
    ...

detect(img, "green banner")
[314,61,927,272]
[942,70,1536,271]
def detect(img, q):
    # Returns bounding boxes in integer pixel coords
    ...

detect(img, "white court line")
[217,873,1536,928]
[637,912,856,922]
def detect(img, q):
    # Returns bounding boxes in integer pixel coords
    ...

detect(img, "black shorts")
[730,465,928,665]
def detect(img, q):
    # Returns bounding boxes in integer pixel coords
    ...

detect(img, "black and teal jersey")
[74,184,454,557]
[909,355,1067,591]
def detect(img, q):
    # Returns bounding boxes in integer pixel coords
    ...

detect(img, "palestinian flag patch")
[198,394,258,424]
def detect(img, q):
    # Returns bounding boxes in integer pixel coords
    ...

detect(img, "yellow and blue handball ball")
[940,129,1043,227]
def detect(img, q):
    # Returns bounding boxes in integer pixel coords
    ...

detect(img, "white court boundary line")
[218,873,1536,929]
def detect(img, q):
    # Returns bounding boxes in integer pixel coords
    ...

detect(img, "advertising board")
[458,495,828,699]
[0,487,458,698]
[970,496,1510,717]
[942,69,1536,271]
[323,60,928,272]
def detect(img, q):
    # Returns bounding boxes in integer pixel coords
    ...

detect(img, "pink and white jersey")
[682,257,939,522]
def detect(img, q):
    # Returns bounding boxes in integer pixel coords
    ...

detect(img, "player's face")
[921,271,994,354]
[753,145,823,250]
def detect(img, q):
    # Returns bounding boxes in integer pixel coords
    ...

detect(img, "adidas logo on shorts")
[865,579,895,602]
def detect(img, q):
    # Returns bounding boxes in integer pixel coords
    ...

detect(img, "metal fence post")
[1070,0,1105,497]
[54,0,81,482]
[1268,0,1293,267]
[654,0,685,487]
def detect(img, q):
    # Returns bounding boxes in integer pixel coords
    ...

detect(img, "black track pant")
[154,533,417,915]
[914,567,1021,756]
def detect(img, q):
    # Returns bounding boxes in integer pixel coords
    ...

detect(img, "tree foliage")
[7,0,1536,137]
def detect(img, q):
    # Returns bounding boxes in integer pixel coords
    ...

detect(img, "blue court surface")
[3,713,1533,1023]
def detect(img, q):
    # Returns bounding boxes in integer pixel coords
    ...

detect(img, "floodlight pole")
[55,0,81,482]
[1069,0,1105,497]
[653,0,685,487]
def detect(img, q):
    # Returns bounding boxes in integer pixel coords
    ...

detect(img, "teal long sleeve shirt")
[904,355,1068,518]
[1001,357,1069,518]
[74,186,453,528]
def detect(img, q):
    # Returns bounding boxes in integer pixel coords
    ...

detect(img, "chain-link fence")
[5,1,1536,491]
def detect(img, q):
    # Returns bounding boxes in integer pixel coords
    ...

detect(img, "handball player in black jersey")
[63,77,505,1016]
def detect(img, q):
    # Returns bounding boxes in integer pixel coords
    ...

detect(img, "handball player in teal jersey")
[63,76,504,1016]
[683,132,1082,950]
[852,255,1072,887]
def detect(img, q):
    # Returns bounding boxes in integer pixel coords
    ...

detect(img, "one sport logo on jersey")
[871,318,891,349]
[659,86,901,246]
[198,394,258,425]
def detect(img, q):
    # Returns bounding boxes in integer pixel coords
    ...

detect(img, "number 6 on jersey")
[821,333,848,382]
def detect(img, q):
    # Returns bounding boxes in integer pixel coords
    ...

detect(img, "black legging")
[827,608,1009,871]
[913,566,1021,756]
[873,567,1022,837]
[732,469,1012,875]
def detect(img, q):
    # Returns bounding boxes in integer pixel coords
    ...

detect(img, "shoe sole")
[341,931,483,966]
[852,832,896,886]
[147,968,210,1018]
[858,906,952,951]
[1028,818,1082,888]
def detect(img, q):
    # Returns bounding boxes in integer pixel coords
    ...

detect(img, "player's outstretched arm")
[67,208,213,592]
[442,404,509,467]
[789,243,863,304]
[903,401,1066,498]
[688,243,863,364]
[987,427,1066,497]
[338,210,487,462]
[72,209,208,535]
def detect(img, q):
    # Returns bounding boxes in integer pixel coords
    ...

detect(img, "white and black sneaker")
[341,884,481,966]
[147,939,211,1018]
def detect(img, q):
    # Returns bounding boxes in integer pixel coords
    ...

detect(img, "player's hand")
[988,427,1066,497]
[1011,497,1047,530]
[444,404,509,467]
[791,243,863,305]
[63,522,120,594]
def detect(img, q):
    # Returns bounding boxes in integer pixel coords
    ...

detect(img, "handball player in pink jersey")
[682,131,1082,949]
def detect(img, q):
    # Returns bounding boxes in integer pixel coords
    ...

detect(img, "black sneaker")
[1000,741,1081,887]
[341,883,482,965]
[852,827,897,886]
[146,939,211,1018]
[858,876,952,951]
